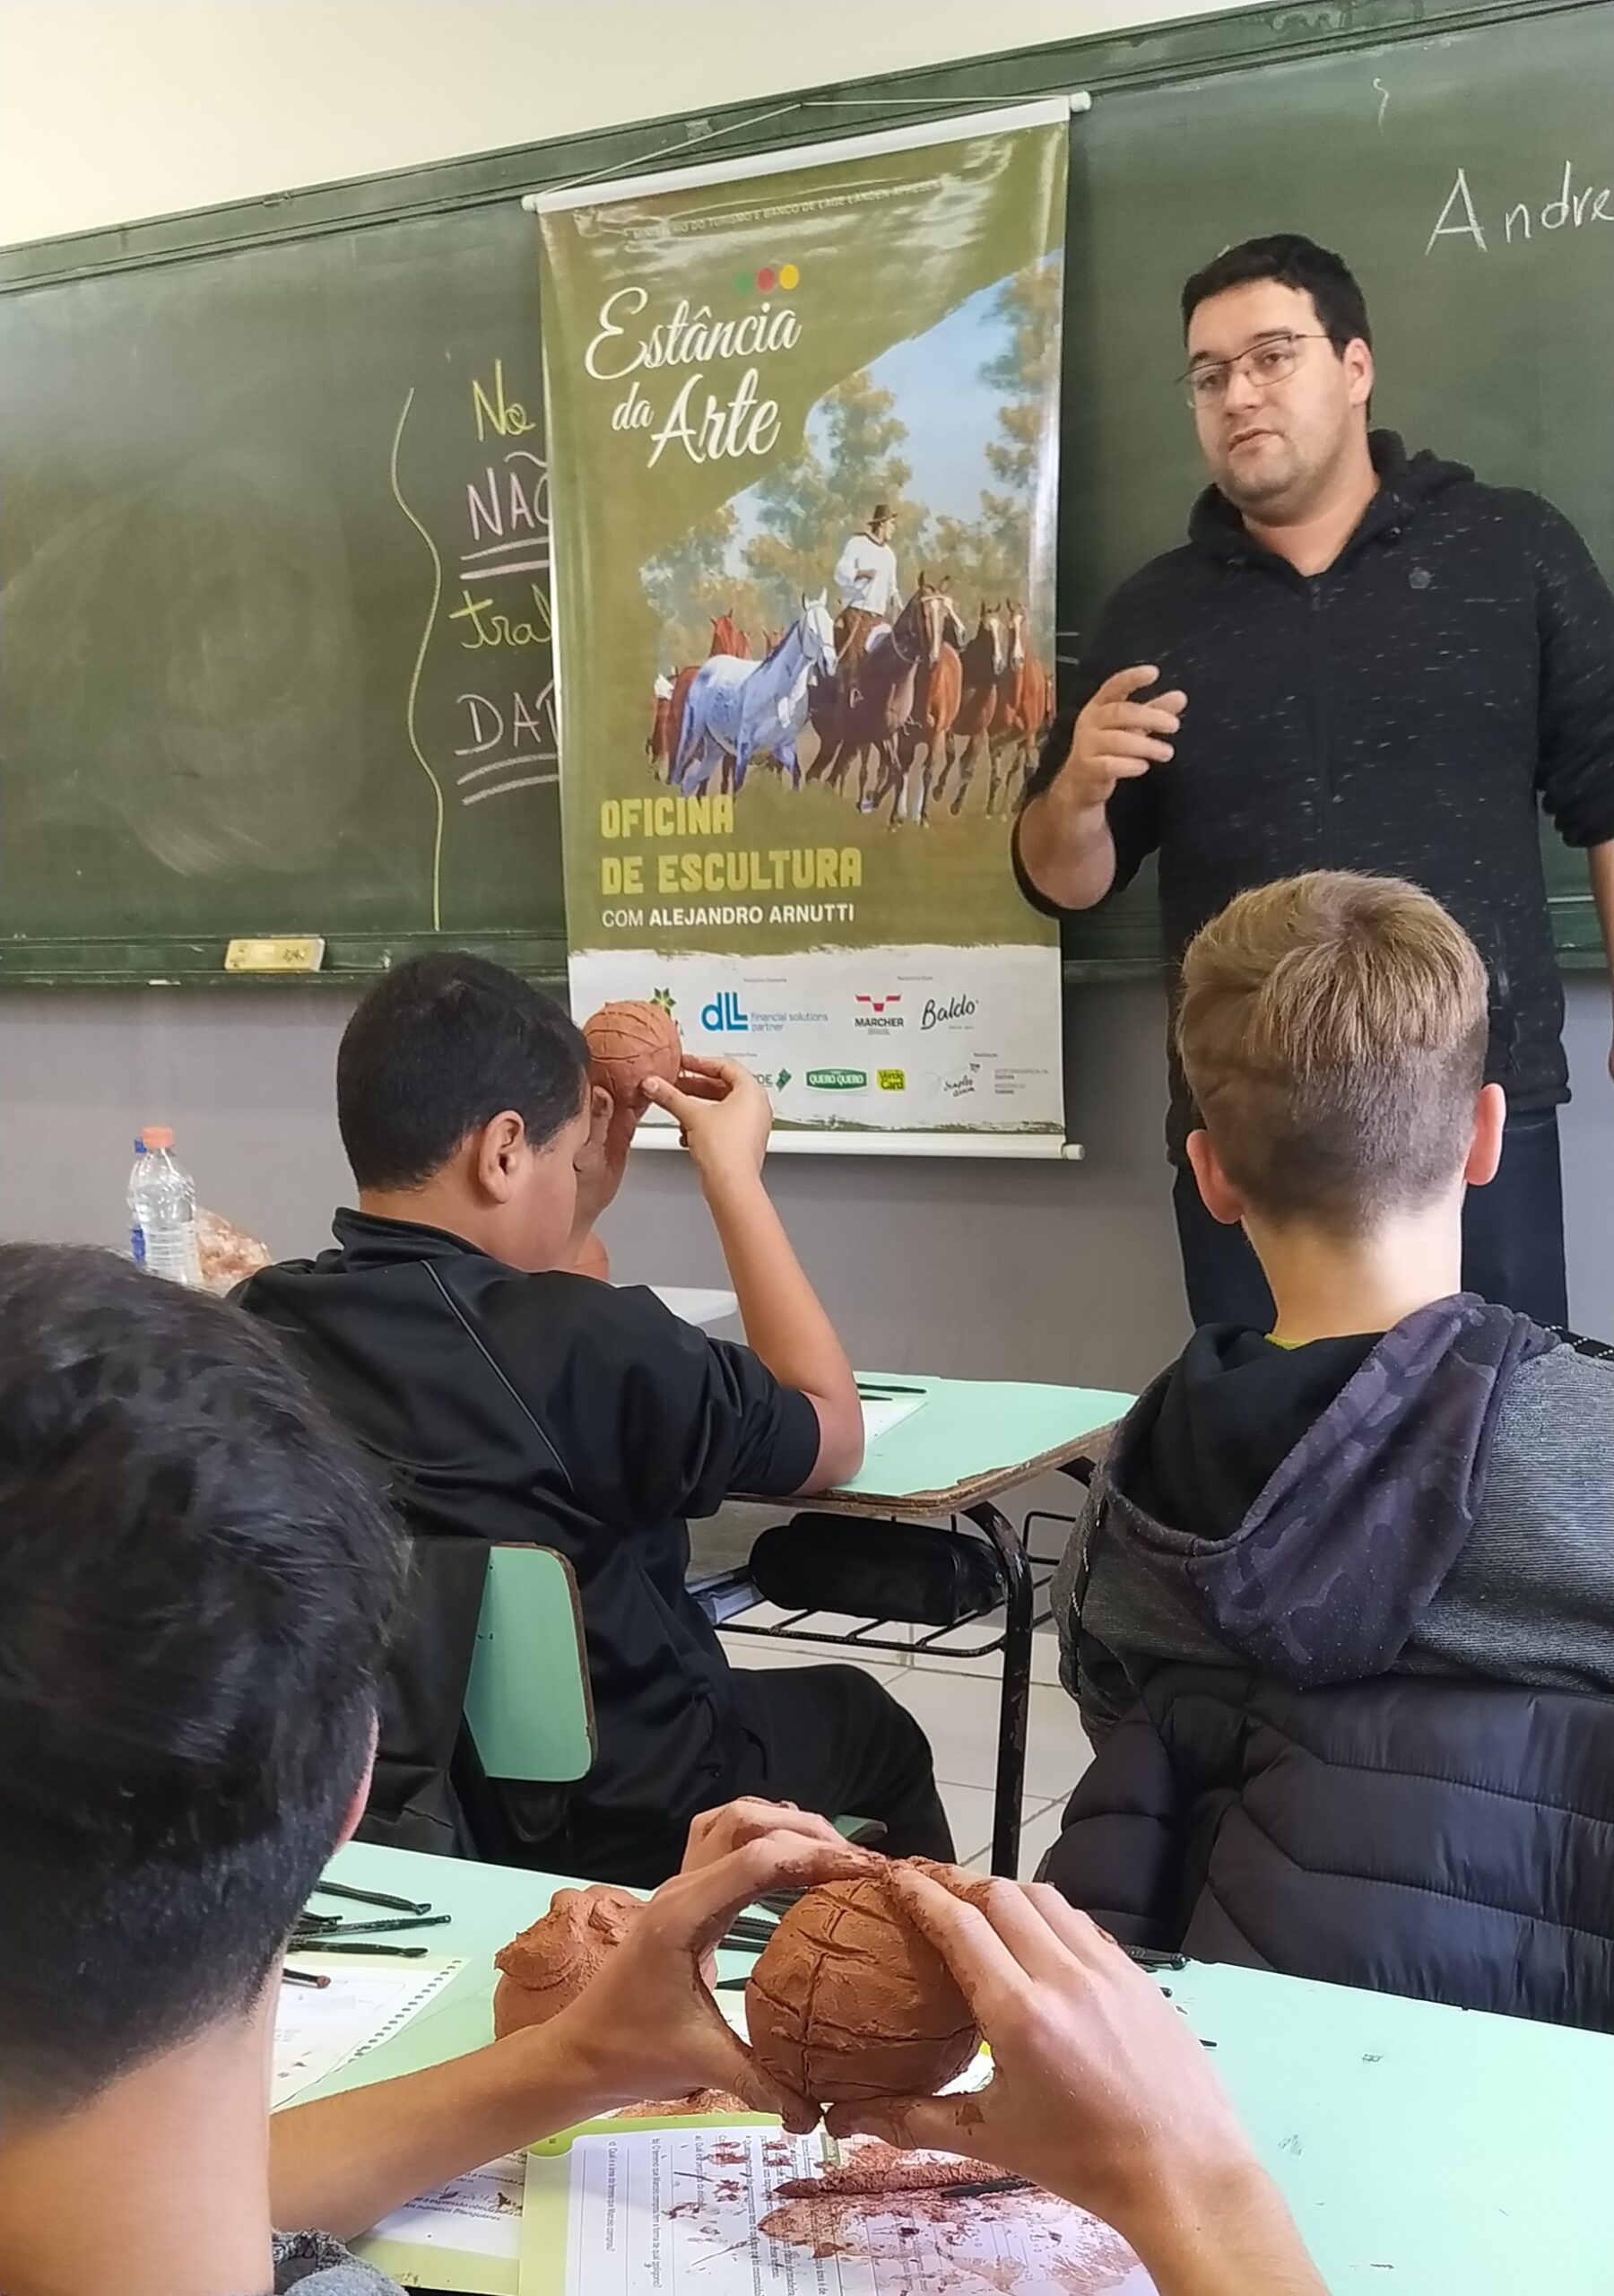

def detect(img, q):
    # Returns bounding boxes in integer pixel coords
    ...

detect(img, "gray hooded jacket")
[1055,1301,1614,1743]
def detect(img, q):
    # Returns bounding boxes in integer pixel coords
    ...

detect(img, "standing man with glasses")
[1015,232,1614,1330]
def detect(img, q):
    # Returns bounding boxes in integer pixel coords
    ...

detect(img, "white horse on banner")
[672,595,837,795]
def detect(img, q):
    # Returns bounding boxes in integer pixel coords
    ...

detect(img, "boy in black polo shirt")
[239,952,950,1885]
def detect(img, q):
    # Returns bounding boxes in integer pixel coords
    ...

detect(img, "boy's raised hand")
[645,1056,861,1485]
[643,1055,774,1185]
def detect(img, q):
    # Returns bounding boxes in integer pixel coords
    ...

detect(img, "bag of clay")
[196,1208,273,1294]
[748,1512,1007,1628]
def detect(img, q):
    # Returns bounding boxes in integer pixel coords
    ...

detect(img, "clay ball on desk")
[492,1886,642,2039]
[744,1861,985,2105]
[583,1000,683,1107]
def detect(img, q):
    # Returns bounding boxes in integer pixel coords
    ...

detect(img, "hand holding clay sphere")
[583,1000,683,1111]
[745,1862,987,2105]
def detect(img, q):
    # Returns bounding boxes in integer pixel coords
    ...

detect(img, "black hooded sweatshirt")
[1017,434,1614,1157]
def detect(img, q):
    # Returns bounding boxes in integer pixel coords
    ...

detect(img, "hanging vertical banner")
[535,103,1068,1148]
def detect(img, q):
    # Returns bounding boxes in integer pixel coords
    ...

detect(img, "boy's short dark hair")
[0,1246,406,2124]
[1181,232,1372,352]
[337,952,590,1190]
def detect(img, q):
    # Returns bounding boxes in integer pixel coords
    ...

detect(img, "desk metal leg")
[966,1499,1031,1879]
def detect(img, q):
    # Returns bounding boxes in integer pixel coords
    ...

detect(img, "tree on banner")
[743,372,929,624]
[644,506,776,680]
[933,260,1061,624]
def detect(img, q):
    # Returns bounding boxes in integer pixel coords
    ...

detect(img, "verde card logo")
[807,1067,867,1091]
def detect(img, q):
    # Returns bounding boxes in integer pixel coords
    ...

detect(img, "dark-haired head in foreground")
[0,1244,405,2126]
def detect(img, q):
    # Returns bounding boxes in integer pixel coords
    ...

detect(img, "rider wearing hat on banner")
[833,504,902,665]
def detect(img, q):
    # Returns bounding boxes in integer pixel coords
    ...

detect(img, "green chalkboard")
[0,0,1605,984]
[0,203,560,978]
[1057,0,1614,970]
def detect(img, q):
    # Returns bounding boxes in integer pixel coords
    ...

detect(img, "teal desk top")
[297,1840,1614,2293]
[836,1373,1132,1511]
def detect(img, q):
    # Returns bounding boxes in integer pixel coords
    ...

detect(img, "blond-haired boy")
[1046,873,1614,2022]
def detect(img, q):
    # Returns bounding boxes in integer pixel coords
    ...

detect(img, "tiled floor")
[720,1619,1090,1878]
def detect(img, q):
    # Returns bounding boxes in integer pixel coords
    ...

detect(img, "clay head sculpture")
[492,1886,642,2039]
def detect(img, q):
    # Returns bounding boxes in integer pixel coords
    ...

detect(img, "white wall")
[0,0,1249,245]
[1,1,1610,1362]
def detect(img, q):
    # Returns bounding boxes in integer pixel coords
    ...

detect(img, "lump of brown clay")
[744,1863,985,2105]
[584,1001,682,1107]
[492,1886,642,2039]
[617,2089,751,2119]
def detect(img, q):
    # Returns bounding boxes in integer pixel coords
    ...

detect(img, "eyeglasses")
[1182,331,1332,408]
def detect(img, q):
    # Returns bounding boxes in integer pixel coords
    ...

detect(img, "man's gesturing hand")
[1057,665,1185,813]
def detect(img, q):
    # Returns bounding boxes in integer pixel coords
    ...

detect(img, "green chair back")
[464,1545,596,1784]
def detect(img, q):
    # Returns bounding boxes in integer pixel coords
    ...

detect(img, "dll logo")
[700,991,750,1032]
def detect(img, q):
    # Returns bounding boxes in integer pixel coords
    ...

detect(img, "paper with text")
[272,1958,463,2109]
[525,2125,1155,2295]
[357,2152,525,2296]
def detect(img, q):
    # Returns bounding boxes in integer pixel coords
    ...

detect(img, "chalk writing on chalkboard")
[390,359,559,929]
[1425,160,1614,256]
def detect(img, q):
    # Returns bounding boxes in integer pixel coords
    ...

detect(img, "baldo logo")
[920,995,976,1031]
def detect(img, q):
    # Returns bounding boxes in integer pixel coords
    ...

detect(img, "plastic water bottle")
[128,1126,203,1287]
[126,1137,147,1257]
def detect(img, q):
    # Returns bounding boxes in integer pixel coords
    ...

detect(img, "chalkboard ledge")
[0,933,568,990]
[0,927,1603,993]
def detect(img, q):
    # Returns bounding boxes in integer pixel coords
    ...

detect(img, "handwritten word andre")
[1426,160,1614,255]
[585,288,801,471]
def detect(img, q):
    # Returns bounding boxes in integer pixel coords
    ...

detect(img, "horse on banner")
[672,596,837,796]
[986,602,1052,815]
[809,589,925,820]
[892,575,966,828]
[933,603,1006,815]
[652,613,751,778]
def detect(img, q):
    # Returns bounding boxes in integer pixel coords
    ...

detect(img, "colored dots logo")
[733,261,801,293]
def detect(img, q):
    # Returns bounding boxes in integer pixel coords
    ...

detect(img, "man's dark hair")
[0,1246,406,2122]
[337,952,590,1190]
[1181,232,1372,352]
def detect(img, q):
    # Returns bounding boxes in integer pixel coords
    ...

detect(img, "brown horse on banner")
[890,576,966,827]
[987,601,1051,815]
[934,603,1007,815]
[810,593,924,814]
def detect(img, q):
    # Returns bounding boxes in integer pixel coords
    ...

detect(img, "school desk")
[728,1373,1132,1876]
[296,1839,1614,2295]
